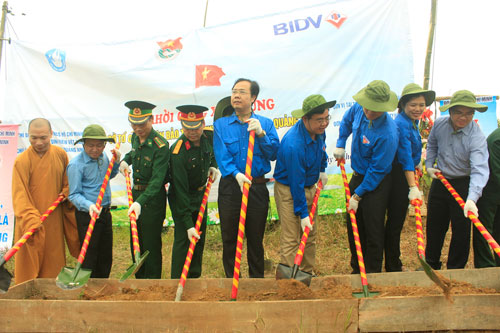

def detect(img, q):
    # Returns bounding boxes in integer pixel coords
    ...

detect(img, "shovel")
[175,176,214,301]
[0,195,65,293]
[436,172,500,260]
[56,143,120,290]
[339,160,378,298]
[275,180,323,287]
[231,130,255,301]
[119,169,149,281]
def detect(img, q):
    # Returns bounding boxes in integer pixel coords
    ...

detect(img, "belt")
[133,184,148,191]
[197,185,206,192]
[101,206,111,214]
[353,171,363,177]
[252,176,269,184]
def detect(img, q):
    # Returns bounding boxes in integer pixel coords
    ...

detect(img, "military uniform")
[169,129,217,278]
[122,101,170,279]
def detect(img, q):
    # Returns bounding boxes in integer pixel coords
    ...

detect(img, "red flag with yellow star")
[195,65,225,88]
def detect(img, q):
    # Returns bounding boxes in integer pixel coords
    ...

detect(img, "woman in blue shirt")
[385,83,435,272]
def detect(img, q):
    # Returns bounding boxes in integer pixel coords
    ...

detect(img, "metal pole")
[0,1,8,73]
[203,0,209,28]
[423,0,437,90]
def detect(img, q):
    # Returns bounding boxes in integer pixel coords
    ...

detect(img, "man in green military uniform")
[120,101,170,279]
[169,105,219,279]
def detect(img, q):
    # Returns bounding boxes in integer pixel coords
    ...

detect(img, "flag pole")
[423,0,437,90]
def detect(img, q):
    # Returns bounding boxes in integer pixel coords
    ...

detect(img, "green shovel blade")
[352,285,379,298]
[55,265,92,290]
[119,251,149,282]
[0,265,12,293]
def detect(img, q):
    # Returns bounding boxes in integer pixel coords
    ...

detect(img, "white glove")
[246,118,263,136]
[235,172,251,193]
[112,149,122,161]
[408,186,422,201]
[319,172,328,186]
[300,216,313,232]
[207,167,220,182]
[333,147,345,160]
[119,160,130,176]
[187,227,201,242]
[88,204,102,218]
[128,202,141,219]
[427,167,441,179]
[464,199,478,218]
[348,196,359,213]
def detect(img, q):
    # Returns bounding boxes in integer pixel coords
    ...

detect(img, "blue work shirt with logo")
[214,113,279,178]
[274,119,327,218]
[67,151,119,212]
[336,103,398,197]
[395,112,422,171]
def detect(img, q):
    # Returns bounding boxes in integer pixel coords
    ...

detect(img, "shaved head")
[28,118,53,156]
[28,118,52,132]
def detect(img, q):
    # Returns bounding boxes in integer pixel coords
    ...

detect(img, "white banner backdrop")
[4,0,413,208]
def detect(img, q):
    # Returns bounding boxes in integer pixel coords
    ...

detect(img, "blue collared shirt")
[425,116,489,202]
[336,103,398,197]
[67,151,119,212]
[274,119,327,218]
[214,113,279,178]
[395,112,422,171]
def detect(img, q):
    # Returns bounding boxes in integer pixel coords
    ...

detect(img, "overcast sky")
[1,0,499,119]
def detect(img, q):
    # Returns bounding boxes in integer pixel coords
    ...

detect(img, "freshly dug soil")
[72,278,498,302]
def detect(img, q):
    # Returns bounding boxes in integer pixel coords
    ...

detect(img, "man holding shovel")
[333,80,399,274]
[169,105,219,279]
[120,101,170,279]
[273,94,334,277]
[11,118,80,284]
[67,124,120,278]
[214,78,279,278]
[425,90,489,270]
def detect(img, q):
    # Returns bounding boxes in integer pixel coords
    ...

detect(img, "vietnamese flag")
[195,65,225,88]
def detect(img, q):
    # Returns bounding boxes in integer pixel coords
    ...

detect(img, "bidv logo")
[45,49,66,72]
[273,10,347,35]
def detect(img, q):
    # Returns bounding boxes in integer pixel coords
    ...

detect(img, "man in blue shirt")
[67,124,120,278]
[425,90,489,270]
[334,80,399,273]
[274,94,333,275]
[214,78,280,278]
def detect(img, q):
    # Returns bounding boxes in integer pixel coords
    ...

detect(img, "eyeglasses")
[231,89,250,95]
[85,142,106,149]
[451,110,475,118]
[311,115,331,125]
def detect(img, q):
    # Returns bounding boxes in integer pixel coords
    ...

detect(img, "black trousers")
[385,163,409,272]
[75,208,113,278]
[347,172,392,273]
[425,177,471,270]
[218,176,269,278]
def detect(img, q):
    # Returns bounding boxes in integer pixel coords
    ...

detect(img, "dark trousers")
[218,176,268,278]
[385,163,409,272]
[347,172,392,273]
[170,210,207,279]
[475,185,500,267]
[425,177,471,270]
[75,208,113,278]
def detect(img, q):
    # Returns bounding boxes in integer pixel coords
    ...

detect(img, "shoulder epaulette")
[172,139,183,154]
[154,136,166,148]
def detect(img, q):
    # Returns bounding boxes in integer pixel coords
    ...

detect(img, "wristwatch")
[257,130,266,138]
[353,193,362,201]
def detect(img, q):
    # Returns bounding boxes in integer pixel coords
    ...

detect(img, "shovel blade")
[352,285,379,298]
[0,266,12,293]
[418,256,451,293]
[119,251,149,282]
[275,263,312,287]
[55,266,92,290]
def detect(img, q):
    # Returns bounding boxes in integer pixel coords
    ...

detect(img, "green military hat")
[74,124,115,145]
[398,83,436,108]
[177,105,208,130]
[125,100,156,124]
[353,80,398,112]
[439,90,488,113]
[291,94,336,118]
[214,96,234,121]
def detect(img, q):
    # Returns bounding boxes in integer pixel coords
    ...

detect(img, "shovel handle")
[175,176,214,301]
[292,180,323,269]
[231,130,255,301]
[1,194,65,265]
[436,172,500,259]
[124,170,142,259]
[339,160,369,289]
[410,173,426,259]
[76,142,120,265]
